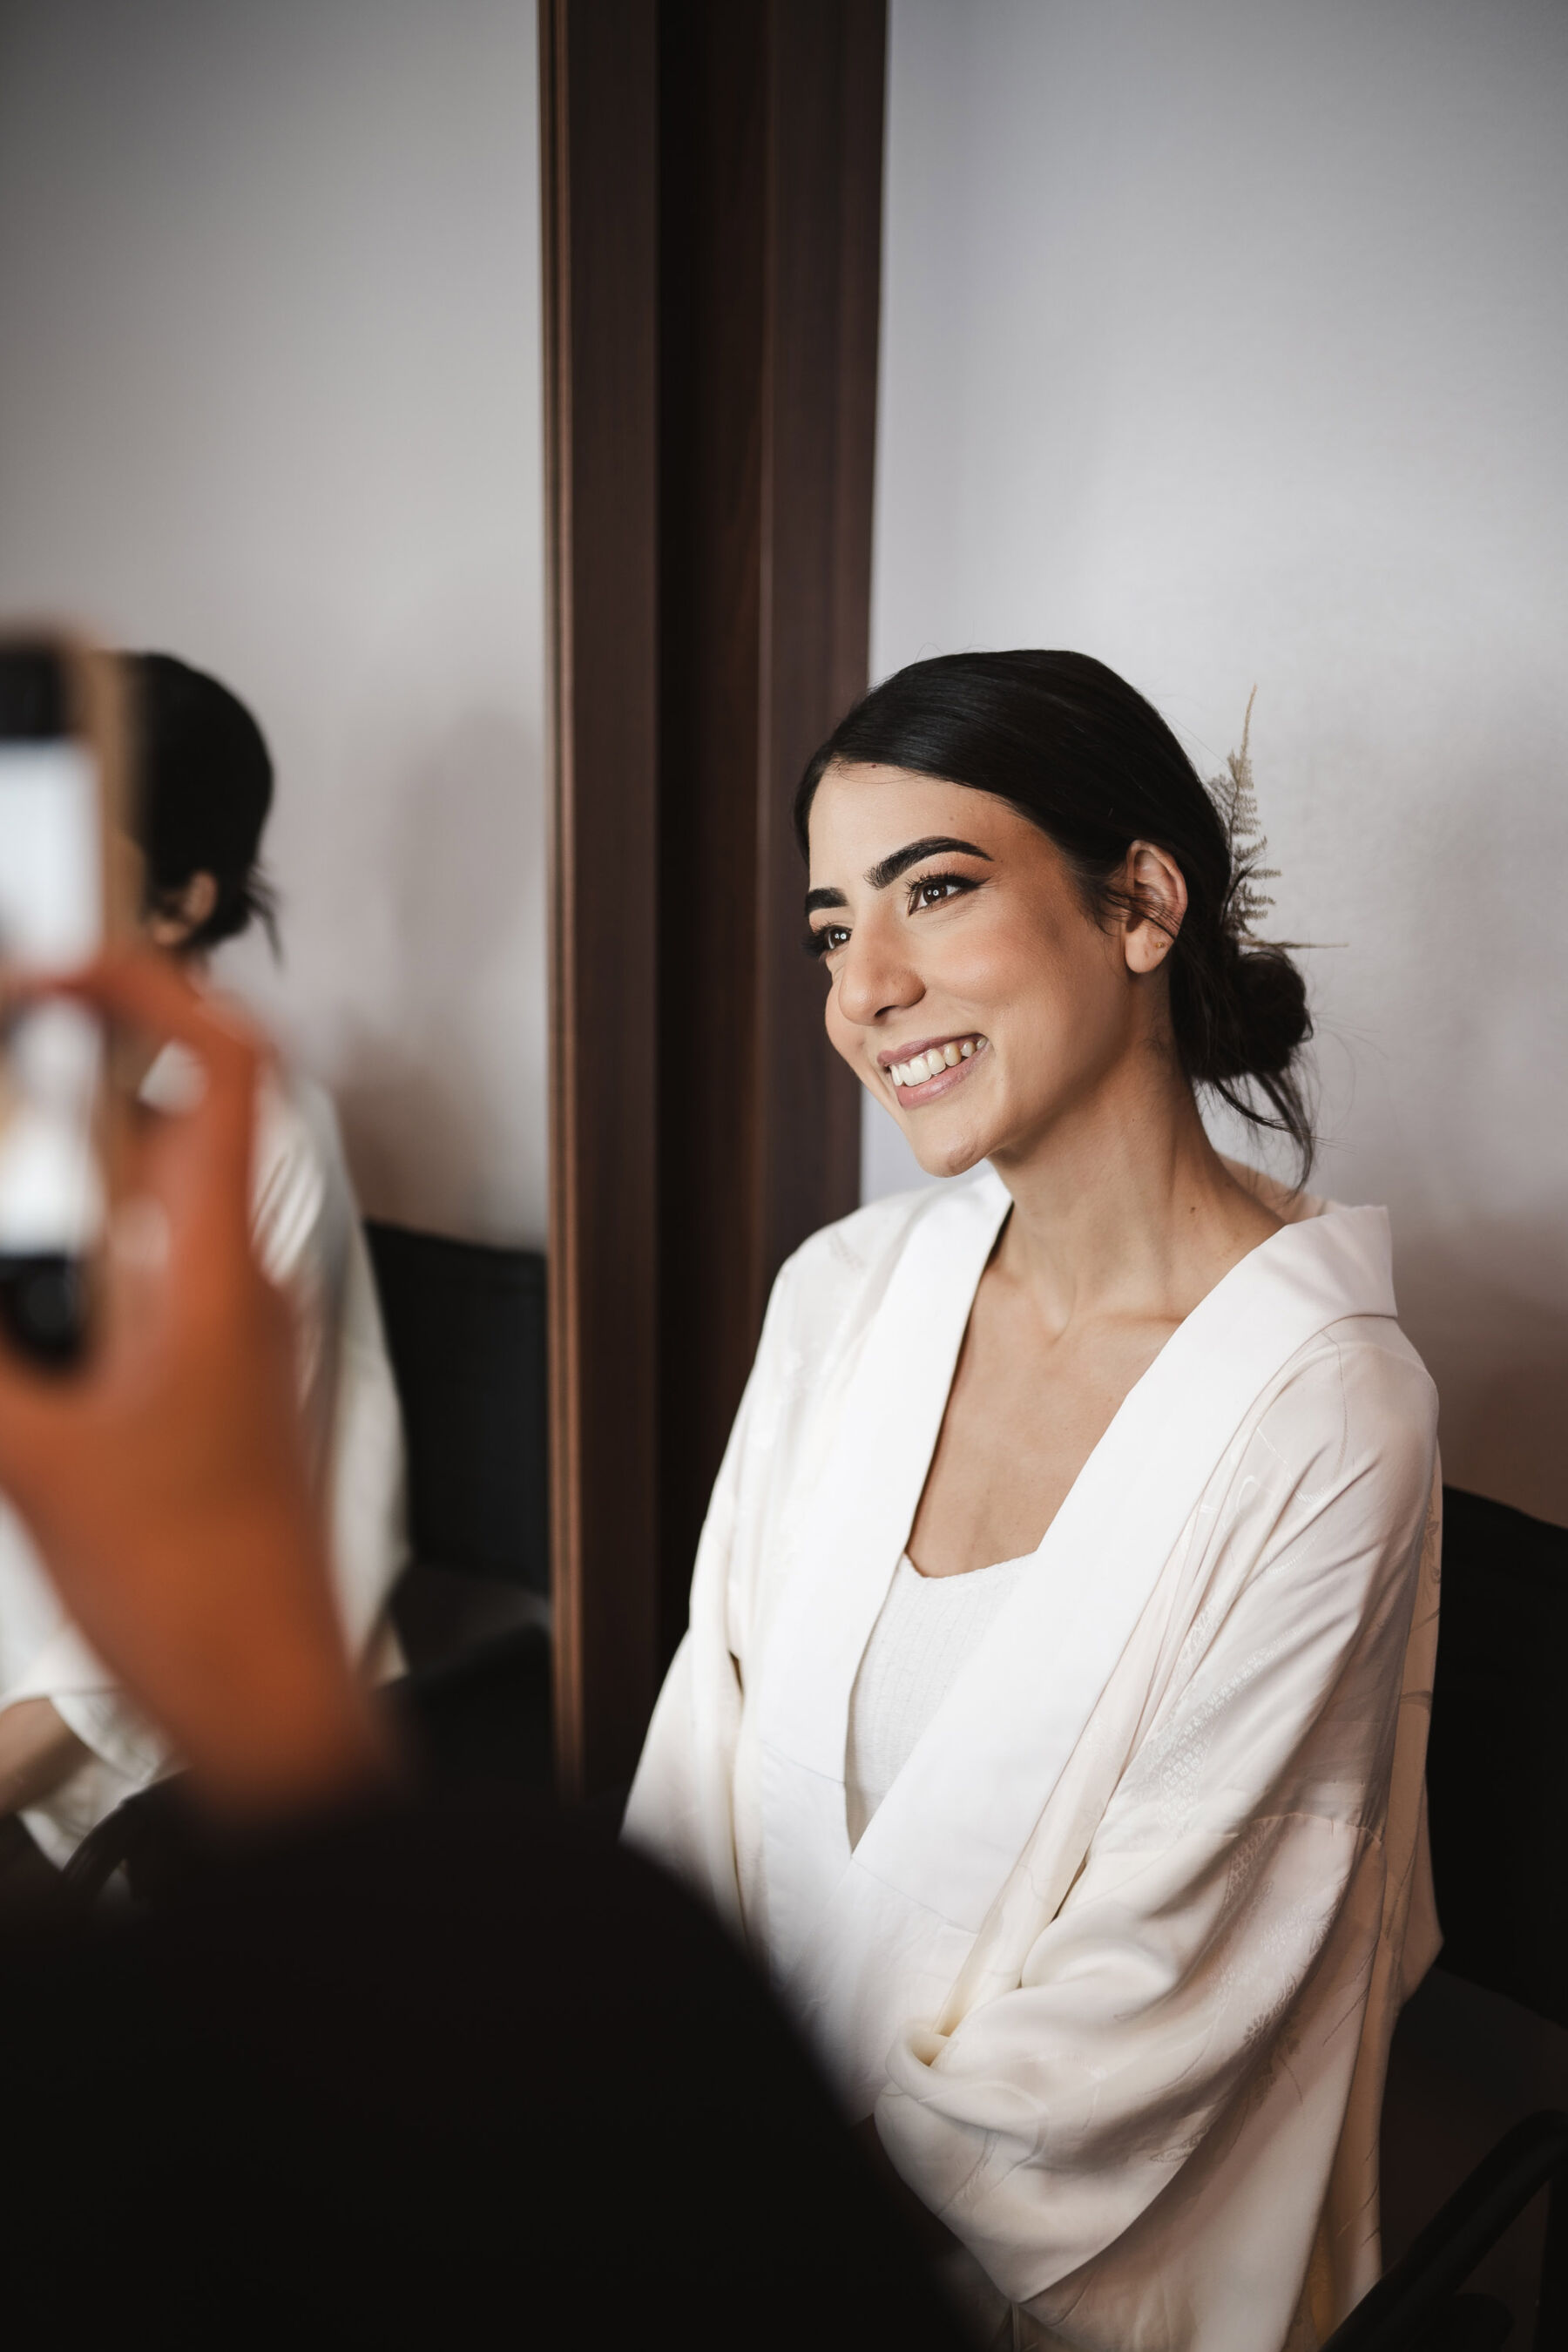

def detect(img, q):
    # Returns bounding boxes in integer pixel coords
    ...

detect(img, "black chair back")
[363,1220,548,1595]
[1322,1484,1568,2352]
[1428,1486,1568,2031]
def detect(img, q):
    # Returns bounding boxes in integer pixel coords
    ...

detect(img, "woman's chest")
[909,1294,1179,1577]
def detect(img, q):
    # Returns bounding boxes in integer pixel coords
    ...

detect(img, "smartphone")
[0,633,129,1366]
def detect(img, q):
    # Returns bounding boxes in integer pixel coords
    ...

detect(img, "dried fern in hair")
[1206,688,1281,944]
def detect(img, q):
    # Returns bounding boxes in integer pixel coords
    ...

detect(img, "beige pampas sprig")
[1206,688,1281,945]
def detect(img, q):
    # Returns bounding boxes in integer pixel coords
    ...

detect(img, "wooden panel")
[654,2,772,1656]
[540,0,661,1797]
[757,0,884,1281]
[544,0,884,1786]
[655,0,884,1650]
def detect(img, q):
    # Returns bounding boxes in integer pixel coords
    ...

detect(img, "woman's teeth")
[889,1037,980,1090]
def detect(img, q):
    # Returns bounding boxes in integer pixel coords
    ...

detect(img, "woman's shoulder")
[1254,1308,1438,1500]
[248,1064,363,1302]
[247,1068,336,1276]
[141,1036,347,1276]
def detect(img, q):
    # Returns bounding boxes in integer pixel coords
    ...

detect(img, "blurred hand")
[0,952,388,1819]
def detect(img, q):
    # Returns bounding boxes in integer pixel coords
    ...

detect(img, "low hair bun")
[1201,941,1312,1085]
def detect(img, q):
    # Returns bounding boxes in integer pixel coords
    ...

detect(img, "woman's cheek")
[937,921,1044,1017]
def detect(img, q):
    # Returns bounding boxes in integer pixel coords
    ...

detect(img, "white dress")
[0,1052,409,1862]
[846,1551,1025,1847]
[624,1170,1441,2352]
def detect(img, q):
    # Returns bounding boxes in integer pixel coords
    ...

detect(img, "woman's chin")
[908,1122,989,1181]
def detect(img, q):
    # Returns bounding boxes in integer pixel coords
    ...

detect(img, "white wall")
[867,0,1568,1522]
[0,0,546,1246]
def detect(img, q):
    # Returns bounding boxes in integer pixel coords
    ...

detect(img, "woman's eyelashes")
[906,868,978,914]
[807,869,983,957]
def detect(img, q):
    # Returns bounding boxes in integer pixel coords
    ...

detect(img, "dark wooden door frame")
[541,0,662,1803]
[542,0,886,1799]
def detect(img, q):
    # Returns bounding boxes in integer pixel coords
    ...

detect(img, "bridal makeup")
[803,763,1152,1179]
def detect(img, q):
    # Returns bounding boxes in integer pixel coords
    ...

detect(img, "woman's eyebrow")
[864,835,992,890]
[803,837,993,916]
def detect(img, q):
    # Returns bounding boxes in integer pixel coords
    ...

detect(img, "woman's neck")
[985,1051,1281,1338]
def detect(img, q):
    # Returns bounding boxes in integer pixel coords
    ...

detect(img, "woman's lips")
[882,1034,988,1106]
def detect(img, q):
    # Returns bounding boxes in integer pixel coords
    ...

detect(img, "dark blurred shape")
[364,1220,548,1597]
[64,1625,557,1909]
[1429,1488,1568,2029]
[389,1623,552,1794]
[1419,2296,1516,2352]
[17,1795,968,2349]
[1323,2112,1565,2352]
[0,645,69,739]
[0,1814,71,1927]
[1324,1487,1568,2351]
[1418,2297,1515,2352]
[0,1255,86,1369]
[0,640,94,1366]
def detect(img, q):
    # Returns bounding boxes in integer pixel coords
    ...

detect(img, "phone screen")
[0,646,106,1362]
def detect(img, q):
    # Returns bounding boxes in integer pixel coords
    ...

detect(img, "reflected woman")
[625,652,1439,2352]
[0,655,406,1871]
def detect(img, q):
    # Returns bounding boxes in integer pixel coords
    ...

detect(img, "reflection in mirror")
[0,0,550,1903]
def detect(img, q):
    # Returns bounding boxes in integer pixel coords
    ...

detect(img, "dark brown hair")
[126,652,278,954]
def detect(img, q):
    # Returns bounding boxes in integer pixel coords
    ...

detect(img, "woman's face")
[806,763,1180,1179]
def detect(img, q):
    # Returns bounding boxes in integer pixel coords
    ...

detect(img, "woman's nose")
[835,929,923,1028]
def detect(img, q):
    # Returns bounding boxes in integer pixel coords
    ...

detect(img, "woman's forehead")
[817,757,961,798]
[808,765,1020,866]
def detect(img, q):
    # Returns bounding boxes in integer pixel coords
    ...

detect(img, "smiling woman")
[625,650,1441,2352]
[798,649,1312,1184]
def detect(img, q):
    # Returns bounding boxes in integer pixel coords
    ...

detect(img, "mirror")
[0,0,551,1885]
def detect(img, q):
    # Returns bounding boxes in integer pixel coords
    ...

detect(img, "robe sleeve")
[623,1249,814,1935]
[873,1330,1437,2308]
[622,1364,764,1935]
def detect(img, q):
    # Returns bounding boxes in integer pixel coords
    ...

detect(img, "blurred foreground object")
[4,1792,966,2349]
[0,631,133,1361]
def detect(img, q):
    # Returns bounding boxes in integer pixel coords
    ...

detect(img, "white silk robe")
[624,1171,1441,2352]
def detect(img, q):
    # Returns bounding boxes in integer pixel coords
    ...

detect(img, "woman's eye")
[912,874,966,909]
[809,923,851,957]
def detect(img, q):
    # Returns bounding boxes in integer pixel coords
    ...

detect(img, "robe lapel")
[752,1172,1010,1977]
[764,1198,1397,2106]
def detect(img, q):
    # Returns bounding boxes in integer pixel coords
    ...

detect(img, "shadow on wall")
[1396,1229,1568,1528]
[328,704,547,1247]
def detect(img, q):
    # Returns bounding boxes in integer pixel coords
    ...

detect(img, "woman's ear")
[1120,841,1187,976]
[147,870,220,951]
